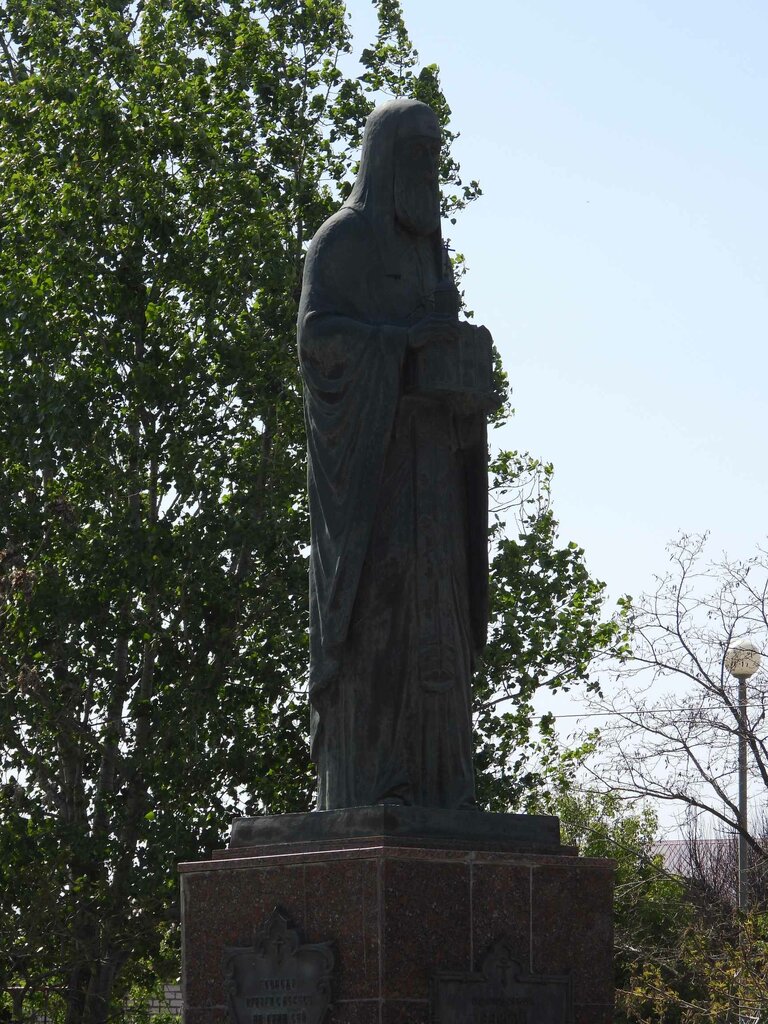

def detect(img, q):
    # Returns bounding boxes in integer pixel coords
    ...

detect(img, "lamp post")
[724,638,761,913]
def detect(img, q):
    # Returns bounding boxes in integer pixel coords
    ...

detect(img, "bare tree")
[588,533,768,897]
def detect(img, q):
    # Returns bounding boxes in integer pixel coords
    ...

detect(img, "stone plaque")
[433,939,572,1024]
[224,907,334,1024]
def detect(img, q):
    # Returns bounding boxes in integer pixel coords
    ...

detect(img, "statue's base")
[226,805,563,854]
[180,810,614,1024]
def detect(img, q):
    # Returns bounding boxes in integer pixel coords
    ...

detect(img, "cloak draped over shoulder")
[298,100,490,810]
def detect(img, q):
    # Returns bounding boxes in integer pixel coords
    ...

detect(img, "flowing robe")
[298,204,489,810]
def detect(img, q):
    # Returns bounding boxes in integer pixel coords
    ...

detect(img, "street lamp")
[724,638,761,913]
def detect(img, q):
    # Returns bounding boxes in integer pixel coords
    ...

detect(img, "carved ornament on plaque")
[433,938,572,1024]
[223,907,334,1024]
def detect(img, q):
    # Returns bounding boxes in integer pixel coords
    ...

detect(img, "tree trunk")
[64,963,90,1024]
[83,957,124,1024]
[10,987,24,1024]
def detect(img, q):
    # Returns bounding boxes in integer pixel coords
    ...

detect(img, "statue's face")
[394,125,441,237]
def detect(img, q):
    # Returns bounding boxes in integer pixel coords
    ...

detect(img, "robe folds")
[297,101,489,811]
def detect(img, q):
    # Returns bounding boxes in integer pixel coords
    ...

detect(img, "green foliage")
[474,453,627,811]
[559,792,768,1023]
[122,930,182,1024]
[617,899,768,1023]
[0,0,370,1020]
[560,792,689,964]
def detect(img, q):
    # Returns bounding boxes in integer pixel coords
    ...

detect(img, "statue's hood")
[344,99,442,274]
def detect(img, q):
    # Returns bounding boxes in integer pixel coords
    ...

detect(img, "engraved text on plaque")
[224,908,334,1024]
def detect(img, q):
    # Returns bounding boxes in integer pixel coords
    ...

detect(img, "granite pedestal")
[180,809,614,1024]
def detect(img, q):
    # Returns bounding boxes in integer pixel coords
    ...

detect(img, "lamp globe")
[725,638,761,679]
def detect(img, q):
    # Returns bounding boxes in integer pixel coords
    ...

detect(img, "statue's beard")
[394,178,440,236]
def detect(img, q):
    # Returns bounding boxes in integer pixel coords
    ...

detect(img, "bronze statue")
[298,99,496,810]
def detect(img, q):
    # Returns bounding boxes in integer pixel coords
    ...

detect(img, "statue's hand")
[407,314,459,350]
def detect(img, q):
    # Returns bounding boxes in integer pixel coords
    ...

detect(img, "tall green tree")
[0,1,619,1021]
[0,1,368,1020]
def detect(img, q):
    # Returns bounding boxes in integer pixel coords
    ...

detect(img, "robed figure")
[298,100,496,810]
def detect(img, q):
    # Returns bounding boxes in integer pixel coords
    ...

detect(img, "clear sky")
[345,0,768,605]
